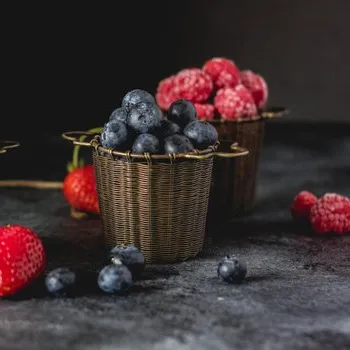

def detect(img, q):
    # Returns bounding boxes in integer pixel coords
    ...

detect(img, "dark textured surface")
[0,123,349,350]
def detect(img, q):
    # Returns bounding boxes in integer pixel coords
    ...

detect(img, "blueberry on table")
[98,264,133,294]
[122,89,156,112]
[109,244,145,280]
[217,255,247,284]
[101,120,128,149]
[184,120,218,150]
[167,99,197,128]
[127,101,162,134]
[109,107,128,124]
[164,134,194,154]
[132,134,160,154]
[45,268,76,296]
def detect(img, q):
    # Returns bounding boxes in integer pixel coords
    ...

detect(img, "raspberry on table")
[310,193,350,234]
[240,70,269,109]
[291,191,318,222]
[203,57,241,89]
[214,85,257,120]
[194,103,215,120]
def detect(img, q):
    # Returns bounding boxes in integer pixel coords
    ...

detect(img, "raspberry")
[310,193,350,234]
[173,68,213,103]
[214,85,257,120]
[291,191,318,221]
[155,75,178,110]
[203,57,241,89]
[240,70,269,109]
[194,103,215,120]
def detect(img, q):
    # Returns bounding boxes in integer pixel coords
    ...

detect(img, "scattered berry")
[122,89,155,112]
[155,76,178,110]
[97,264,133,294]
[45,268,76,297]
[132,134,160,154]
[127,101,162,134]
[240,70,269,108]
[184,120,218,150]
[167,99,197,129]
[109,107,128,124]
[0,224,46,297]
[214,85,257,120]
[173,68,213,103]
[194,103,215,120]
[218,255,247,284]
[109,245,145,280]
[310,193,350,234]
[164,134,194,154]
[63,164,99,214]
[203,57,241,89]
[291,191,318,222]
[101,120,128,149]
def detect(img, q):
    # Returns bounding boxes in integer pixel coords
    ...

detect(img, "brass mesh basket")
[0,141,20,155]
[209,107,288,217]
[62,131,248,263]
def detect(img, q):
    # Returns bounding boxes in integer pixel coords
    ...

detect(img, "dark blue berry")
[132,134,160,154]
[159,119,181,137]
[98,264,133,294]
[164,134,194,154]
[45,268,76,296]
[122,89,155,112]
[101,120,128,149]
[217,255,247,284]
[183,120,218,150]
[109,245,145,280]
[109,107,128,124]
[127,101,162,134]
[167,99,197,128]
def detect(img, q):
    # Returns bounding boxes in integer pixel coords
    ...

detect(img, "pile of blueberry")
[45,245,145,296]
[100,89,219,155]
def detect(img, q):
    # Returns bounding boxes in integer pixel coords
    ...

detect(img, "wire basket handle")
[62,131,98,147]
[0,140,20,154]
[185,142,248,159]
[260,106,289,119]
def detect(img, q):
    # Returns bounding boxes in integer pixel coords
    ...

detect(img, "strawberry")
[63,164,99,214]
[0,224,45,297]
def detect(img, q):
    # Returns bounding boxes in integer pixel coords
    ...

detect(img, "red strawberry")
[0,224,45,297]
[63,164,99,214]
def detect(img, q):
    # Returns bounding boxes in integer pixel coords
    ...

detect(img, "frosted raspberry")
[214,85,257,120]
[156,75,178,110]
[194,103,215,120]
[173,68,213,103]
[291,191,318,222]
[310,193,350,234]
[241,70,269,109]
[203,57,241,89]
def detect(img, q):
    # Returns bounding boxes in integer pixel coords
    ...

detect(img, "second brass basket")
[62,131,248,263]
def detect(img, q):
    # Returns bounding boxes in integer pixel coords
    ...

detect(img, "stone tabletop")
[0,123,349,350]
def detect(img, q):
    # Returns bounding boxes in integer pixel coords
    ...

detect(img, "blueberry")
[217,255,247,284]
[183,120,218,150]
[97,264,133,294]
[159,119,181,137]
[164,134,194,154]
[167,99,197,128]
[132,134,160,154]
[109,244,145,280]
[127,101,162,134]
[101,120,128,149]
[45,268,76,296]
[122,89,155,112]
[109,107,128,124]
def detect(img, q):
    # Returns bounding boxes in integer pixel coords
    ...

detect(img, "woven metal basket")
[209,107,288,217]
[0,141,20,155]
[62,131,248,263]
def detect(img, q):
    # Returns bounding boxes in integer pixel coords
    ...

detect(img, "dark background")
[1,0,349,178]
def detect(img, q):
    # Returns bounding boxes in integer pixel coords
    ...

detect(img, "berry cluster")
[156,57,268,120]
[102,89,218,154]
[291,191,350,234]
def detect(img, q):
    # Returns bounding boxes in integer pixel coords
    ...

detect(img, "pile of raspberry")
[290,191,350,234]
[156,57,268,121]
